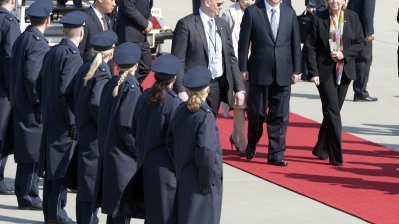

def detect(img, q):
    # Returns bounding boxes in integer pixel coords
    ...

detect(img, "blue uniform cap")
[152,54,181,81]
[90,30,118,51]
[114,42,141,69]
[26,0,54,18]
[183,66,212,91]
[60,11,87,28]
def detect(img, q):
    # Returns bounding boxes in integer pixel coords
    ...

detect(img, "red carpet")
[142,72,399,224]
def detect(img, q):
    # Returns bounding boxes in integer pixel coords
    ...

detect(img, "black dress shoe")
[267,159,288,166]
[329,160,343,166]
[47,218,76,224]
[245,146,256,160]
[19,201,43,210]
[312,149,328,160]
[0,181,15,195]
[353,96,378,102]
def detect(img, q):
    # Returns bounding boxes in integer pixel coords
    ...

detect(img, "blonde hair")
[83,49,114,86]
[112,64,138,97]
[324,0,348,10]
[186,86,210,112]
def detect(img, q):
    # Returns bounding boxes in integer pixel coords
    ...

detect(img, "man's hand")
[311,76,320,86]
[331,51,344,62]
[241,71,249,81]
[306,6,316,14]
[68,124,77,140]
[34,103,42,124]
[199,184,211,195]
[143,21,153,34]
[234,91,245,106]
[178,91,189,102]
[365,34,374,43]
[291,73,300,84]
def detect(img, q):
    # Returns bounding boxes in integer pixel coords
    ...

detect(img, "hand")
[68,124,77,140]
[331,51,344,62]
[34,103,42,124]
[365,35,374,43]
[234,91,245,106]
[311,76,320,86]
[199,184,211,195]
[291,73,300,84]
[306,6,316,14]
[143,21,153,34]
[241,71,249,81]
[178,91,189,102]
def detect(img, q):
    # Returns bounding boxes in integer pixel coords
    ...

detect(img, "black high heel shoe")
[229,135,240,152]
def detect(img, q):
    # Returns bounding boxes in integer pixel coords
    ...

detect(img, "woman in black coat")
[74,30,117,224]
[305,0,364,166]
[167,66,223,224]
[96,42,142,224]
[131,54,182,223]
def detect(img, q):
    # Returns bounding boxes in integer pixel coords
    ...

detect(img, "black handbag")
[297,11,312,43]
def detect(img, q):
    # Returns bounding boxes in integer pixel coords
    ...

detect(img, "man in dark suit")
[116,0,153,85]
[171,0,245,116]
[347,0,377,101]
[238,0,301,166]
[0,0,20,195]
[79,0,115,62]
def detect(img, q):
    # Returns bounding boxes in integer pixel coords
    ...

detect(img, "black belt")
[210,76,221,83]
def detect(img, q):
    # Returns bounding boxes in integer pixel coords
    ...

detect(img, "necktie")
[101,16,108,31]
[208,19,216,50]
[271,8,278,40]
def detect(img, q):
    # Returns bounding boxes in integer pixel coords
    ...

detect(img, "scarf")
[329,10,345,85]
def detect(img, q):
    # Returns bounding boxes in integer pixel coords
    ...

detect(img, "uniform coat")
[74,61,112,202]
[167,102,223,224]
[37,38,83,180]
[120,89,181,222]
[10,25,48,163]
[0,7,20,158]
[171,12,245,113]
[304,9,364,163]
[79,6,113,62]
[97,73,141,215]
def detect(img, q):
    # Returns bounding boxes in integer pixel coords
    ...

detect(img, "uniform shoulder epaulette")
[68,48,79,54]
[126,78,137,90]
[32,33,41,41]
[4,14,14,21]
[200,103,212,113]
[167,89,178,98]
[98,63,109,72]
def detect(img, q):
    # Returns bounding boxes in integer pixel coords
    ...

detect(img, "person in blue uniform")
[119,54,182,223]
[36,11,87,224]
[74,30,117,224]
[9,0,53,210]
[96,42,142,224]
[167,66,223,224]
[0,0,21,195]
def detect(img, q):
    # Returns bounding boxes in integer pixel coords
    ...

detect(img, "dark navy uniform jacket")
[0,7,20,158]
[118,88,181,221]
[10,25,47,163]
[96,73,141,215]
[167,101,223,224]
[37,38,83,180]
[74,61,112,202]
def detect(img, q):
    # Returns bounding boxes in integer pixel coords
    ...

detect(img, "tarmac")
[0,0,398,223]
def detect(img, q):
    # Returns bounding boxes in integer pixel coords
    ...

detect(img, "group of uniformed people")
[1,0,223,223]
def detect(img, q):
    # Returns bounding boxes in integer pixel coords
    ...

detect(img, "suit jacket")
[79,7,113,62]
[238,1,301,86]
[116,0,153,43]
[304,10,364,82]
[171,12,245,105]
[347,0,375,37]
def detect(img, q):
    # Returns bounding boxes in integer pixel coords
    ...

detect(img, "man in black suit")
[79,0,115,62]
[116,0,153,85]
[238,0,301,166]
[172,0,245,116]
[347,0,377,102]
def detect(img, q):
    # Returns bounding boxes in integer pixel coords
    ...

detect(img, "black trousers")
[14,162,41,207]
[106,215,130,224]
[134,40,152,85]
[314,74,351,164]
[247,82,291,160]
[76,200,99,224]
[206,76,228,117]
[43,178,69,222]
[353,41,373,98]
[0,156,7,179]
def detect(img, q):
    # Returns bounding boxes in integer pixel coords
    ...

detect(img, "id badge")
[211,55,221,64]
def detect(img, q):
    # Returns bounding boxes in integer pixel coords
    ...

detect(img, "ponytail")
[112,65,137,97]
[186,86,210,112]
[146,75,175,105]
[84,48,114,86]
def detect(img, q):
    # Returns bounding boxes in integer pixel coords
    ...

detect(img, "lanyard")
[205,24,217,53]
